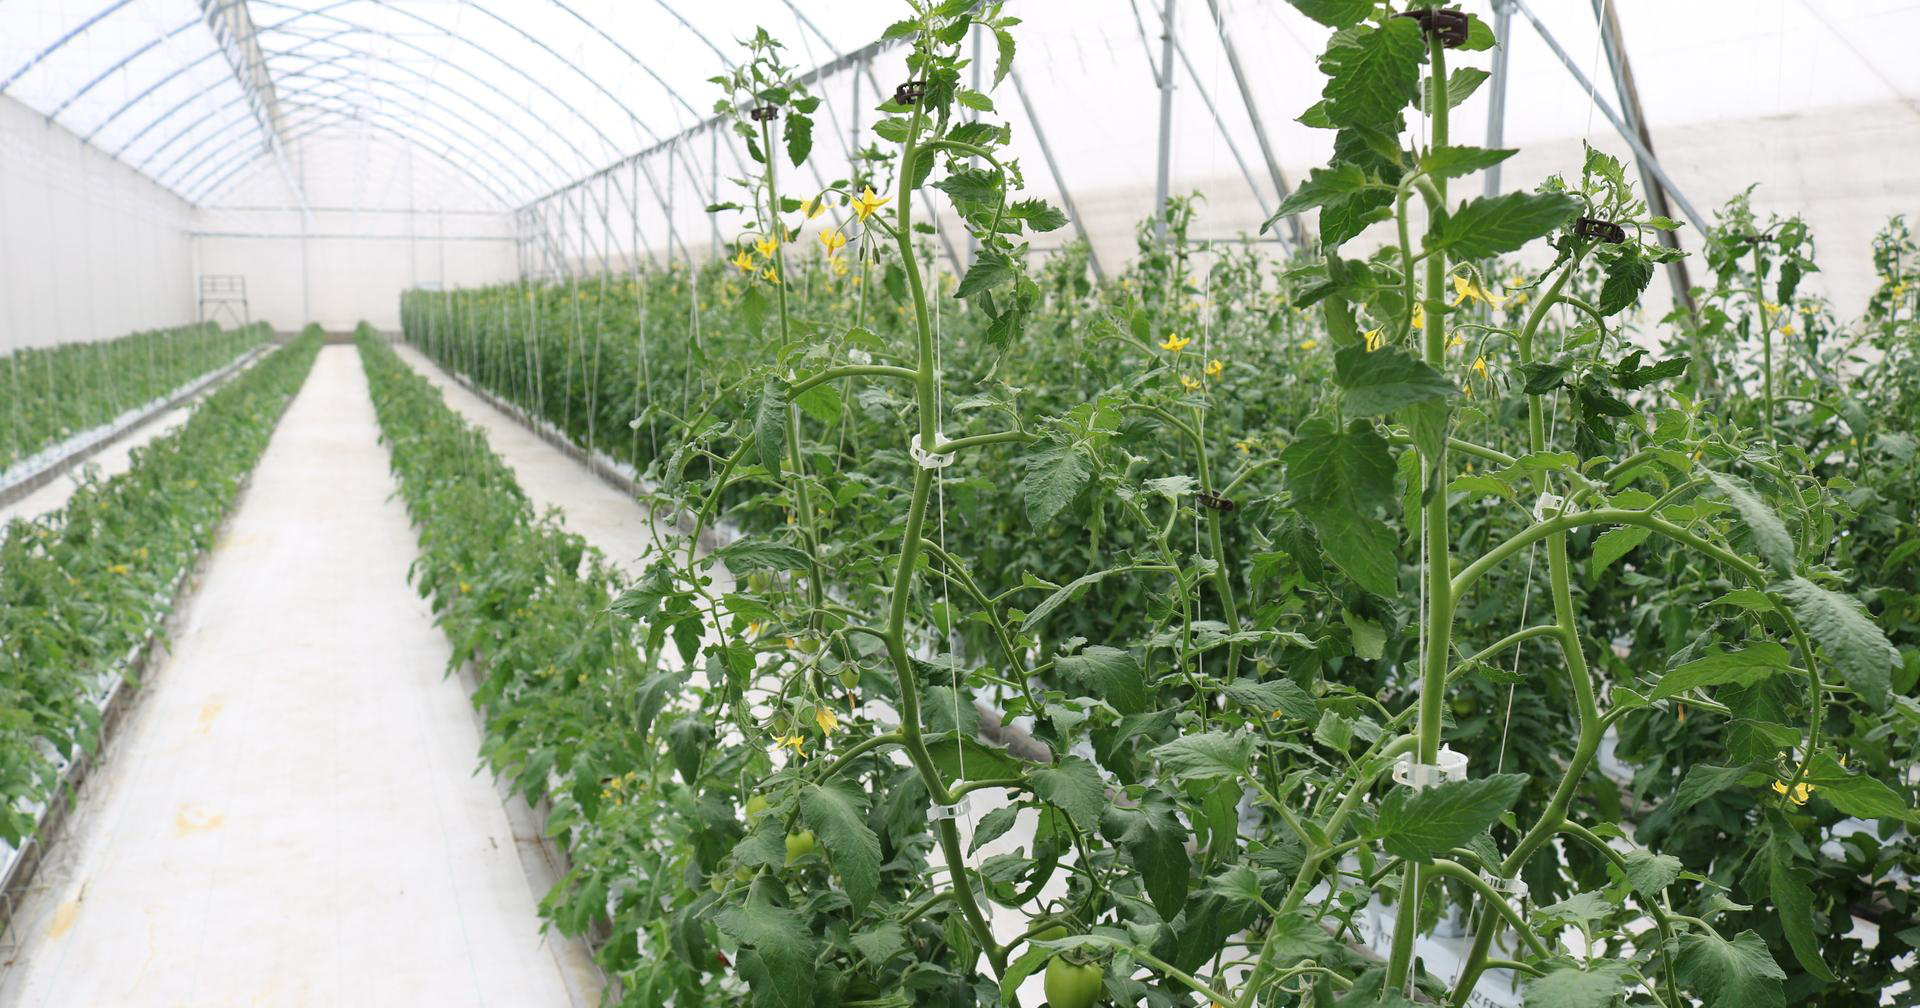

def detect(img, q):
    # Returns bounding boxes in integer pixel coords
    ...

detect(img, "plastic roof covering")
[1,1,1917,237]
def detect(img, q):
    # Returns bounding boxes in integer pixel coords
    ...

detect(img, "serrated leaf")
[1018,442,1089,527]
[1674,930,1785,1008]
[850,921,906,965]
[1651,642,1792,701]
[1268,164,1371,221]
[1706,472,1794,571]
[1286,0,1373,28]
[1104,792,1190,917]
[1375,773,1527,861]
[784,111,812,167]
[753,375,788,475]
[1282,417,1395,507]
[1009,197,1067,232]
[1775,576,1899,711]
[1334,345,1458,415]
[1030,756,1108,831]
[1056,645,1145,714]
[1765,843,1836,981]
[1429,191,1581,260]
[1665,763,1754,818]
[1419,145,1516,180]
[1598,248,1654,315]
[706,537,813,573]
[1619,848,1681,897]
[1803,751,1913,821]
[969,804,1019,855]
[934,166,1001,208]
[1148,731,1254,786]
[1523,961,1632,1008]
[992,27,1016,86]
[716,896,817,1007]
[1301,504,1400,598]
[1320,20,1427,128]
[956,248,1017,298]
[801,783,882,913]
[1221,678,1319,723]
[1589,525,1649,577]
[1444,67,1491,108]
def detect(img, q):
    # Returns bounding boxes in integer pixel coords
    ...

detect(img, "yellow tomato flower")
[815,707,838,734]
[1762,301,1783,315]
[1411,303,1425,330]
[1180,374,1203,391]
[1772,778,1813,805]
[731,248,755,273]
[1472,356,1489,380]
[1363,328,1384,352]
[819,228,848,255]
[775,734,806,757]
[761,266,780,283]
[1448,335,1465,351]
[459,581,471,594]
[1451,274,1507,307]
[1205,358,1223,377]
[1780,323,1796,336]
[1299,338,1318,351]
[802,198,826,220]
[1234,440,1252,454]
[109,564,129,575]
[1159,333,1192,354]
[852,186,889,221]
[753,236,779,259]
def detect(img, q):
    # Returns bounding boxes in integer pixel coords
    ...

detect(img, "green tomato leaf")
[784,111,812,167]
[1102,791,1191,917]
[1055,645,1146,714]
[1419,144,1516,180]
[1674,930,1786,1008]
[1018,442,1090,527]
[1221,677,1319,723]
[1148,731,1255,786]
[1765,842,1836,981]
[1523,961,1632,1008]
[1029,755,1109,832]
[1319,19,1427,129]
[1333,345,1459,416]
[1375,773,1527,861]
[753,374,788,476]
[1428,191,1582,260]
[1300,503,1400,598]
[1589,525,1650,577]
[800,783,883,914]
[1618,848,1682,897]
[1774,576,1899,711]
[1803,751,1914,821]
[716,895,818,1008]
[1651,642,1793,701]
[1282,416,1396,507]
[1286,0,1373,28]
[1705,471,1795,571]
[706,537,813,573]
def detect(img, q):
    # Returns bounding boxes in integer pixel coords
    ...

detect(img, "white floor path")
[0,346,600,1007]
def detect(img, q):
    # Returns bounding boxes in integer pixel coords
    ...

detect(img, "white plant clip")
[910,433,955,470]
[1481,870,1529,904]
[1534,492,1567,522]
[1392,745,1470,791]
[928,801,962,821]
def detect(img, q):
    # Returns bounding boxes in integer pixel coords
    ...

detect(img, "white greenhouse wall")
[0,95,194,352]
[191,132,518,333]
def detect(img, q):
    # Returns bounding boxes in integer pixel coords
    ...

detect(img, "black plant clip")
[749,105,779,122]
[1394,7,1470,48]
[1197,491,1236,513]
[1574,217,1627,244]
[894,80,927,105]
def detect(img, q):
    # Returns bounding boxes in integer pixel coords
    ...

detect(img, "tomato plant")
[395,3,1917,1005]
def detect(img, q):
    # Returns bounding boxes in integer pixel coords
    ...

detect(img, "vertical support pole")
[709,126,722,257]
[1202,0,1303,244]
[1011,70,1106,281]
[1153,0,1178,244]
[667,141,680,269]
[1592,0,1696,319]
[1484,0,1514,198]
[966,24,982,262]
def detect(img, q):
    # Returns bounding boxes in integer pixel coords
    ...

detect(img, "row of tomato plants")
[0,326,320,847]
[0,321,270,473]
[400,4,1915,1005]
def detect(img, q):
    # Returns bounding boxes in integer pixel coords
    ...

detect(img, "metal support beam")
[1010,70,1105,282]
[1153,0,1178,244]
[1593,0,1697,316]
[1511,0,1707,234]
[1484,0,1514,197]
[1202,0,1303,245]
[198,0,309,213]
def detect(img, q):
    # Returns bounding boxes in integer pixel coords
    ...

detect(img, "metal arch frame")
[0,0,140,93]
[195,114,519,210]
[171,88,550,205]
[46,16,201,121]
[166,48,595,200]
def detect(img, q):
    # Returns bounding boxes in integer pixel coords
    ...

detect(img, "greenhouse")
[0,0,1916,1005]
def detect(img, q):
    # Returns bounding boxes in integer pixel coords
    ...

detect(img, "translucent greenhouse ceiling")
[2,0,1917,332]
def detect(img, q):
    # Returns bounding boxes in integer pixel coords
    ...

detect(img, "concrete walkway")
[0,346,600,1007]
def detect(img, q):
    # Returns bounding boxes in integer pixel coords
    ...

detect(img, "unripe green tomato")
[785,829,817,865]
[709,873,727,893]
[733,864,754,883]
[1044,955,1103,1008]
[837,666,860,690]
[744,794,770,822]
[1031,924,1069,943]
